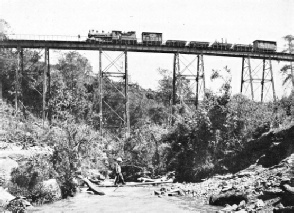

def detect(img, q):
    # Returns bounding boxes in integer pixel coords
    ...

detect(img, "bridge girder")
[2,40,294,62]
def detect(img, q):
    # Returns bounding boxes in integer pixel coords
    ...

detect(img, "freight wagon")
[142,32,162,46]
[233,44,253,52]
[188,41,210,49]
[253,40,277,52]
[210,42,232,50]
[165,40,187,47]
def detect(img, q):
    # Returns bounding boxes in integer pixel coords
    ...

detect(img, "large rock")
[0,144,53,162]
[274,206,294,213]
[6,197,32,213]
[209,191,248,206]
[42,179,62,200]
[280,184,294,206]
[0,158,18,184]
[0,187,15,207]
[87,169,106,180]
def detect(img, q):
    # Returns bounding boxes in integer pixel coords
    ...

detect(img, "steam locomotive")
[87,30,277,52]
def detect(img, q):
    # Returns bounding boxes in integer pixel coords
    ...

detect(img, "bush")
[51,144,78,198]
[50,120,105,198]
[6,154,57,205]
[163,108,214,182]
[122,124,169,177]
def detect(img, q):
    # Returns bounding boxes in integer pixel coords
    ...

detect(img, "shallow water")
[27,186,223,213]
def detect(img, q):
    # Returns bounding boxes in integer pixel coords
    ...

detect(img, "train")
[87,30,277,52]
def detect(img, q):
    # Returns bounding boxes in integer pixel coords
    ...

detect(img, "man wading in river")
[114,157,125,186]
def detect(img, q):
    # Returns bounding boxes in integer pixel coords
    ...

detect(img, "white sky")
[1,0,294,100]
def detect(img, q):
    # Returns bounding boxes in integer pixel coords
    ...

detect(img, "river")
[27,186,223,213]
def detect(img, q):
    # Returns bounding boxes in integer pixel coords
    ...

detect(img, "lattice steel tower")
[241,56,276,102]
[172,53,205,109]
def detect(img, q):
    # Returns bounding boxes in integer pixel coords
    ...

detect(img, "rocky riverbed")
[1,139,294,212]
[149,153,294,212]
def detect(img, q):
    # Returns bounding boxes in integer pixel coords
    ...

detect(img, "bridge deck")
[1,39,294,61]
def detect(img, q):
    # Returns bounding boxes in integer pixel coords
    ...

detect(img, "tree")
[156,68,194,106]
[123,124,169,178]
[52,51,94,122]
[280,35,294,89]
[0,19,12,39]
[0,19,15,101]
[157,68,173,106]
[210,66,232,98]
[56,51,93,94]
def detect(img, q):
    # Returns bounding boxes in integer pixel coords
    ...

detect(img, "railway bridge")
[1,36,294,136]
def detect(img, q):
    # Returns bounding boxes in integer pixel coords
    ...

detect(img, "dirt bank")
[28,186,222,213]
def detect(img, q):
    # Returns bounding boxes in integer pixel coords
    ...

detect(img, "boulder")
[154,190,161,195]
[255,199,265,208]
[231,204,238,210]
[237,171,255,178]
[88,169,106,180]
[0,158,18,184]
[262,188,284,200]
[0,187,15,206]
[220,204,233,211]
[235,209,247,213]
[0,146,53,162]
[6,197,32,213]
[209,191,248,206]
[281,184,294,194]
[0,130,8,136]
[238,200,246,209]
[42,179,62,200]
[273,206,294,213]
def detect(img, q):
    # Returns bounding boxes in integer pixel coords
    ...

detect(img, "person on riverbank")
[114,157,125,185]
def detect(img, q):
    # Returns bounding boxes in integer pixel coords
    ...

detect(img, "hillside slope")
[223,124,294,172]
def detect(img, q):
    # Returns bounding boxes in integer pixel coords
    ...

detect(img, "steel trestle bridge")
[1,36,294,136]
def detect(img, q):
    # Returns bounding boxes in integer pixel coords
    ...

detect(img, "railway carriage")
[142,32,162,46]
[253,40,277,52]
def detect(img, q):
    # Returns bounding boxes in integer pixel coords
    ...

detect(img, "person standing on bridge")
[114,157,125,185]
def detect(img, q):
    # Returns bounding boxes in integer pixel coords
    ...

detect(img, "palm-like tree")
[281,35,294,88]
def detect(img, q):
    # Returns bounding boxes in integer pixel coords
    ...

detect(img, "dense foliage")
[6,155,57,205]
